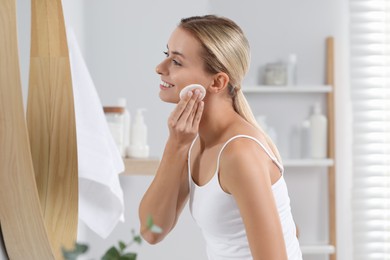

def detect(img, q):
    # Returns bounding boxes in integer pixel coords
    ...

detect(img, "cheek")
[170,65,212,89]
[159,88,181,104]
[192,70,214,86]
[181,72,211,88]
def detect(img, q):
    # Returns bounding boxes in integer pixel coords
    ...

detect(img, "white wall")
[6,0,351,259]
[332,1,353,260]
[81,0,211,158]
[77,176,208,260]
[78,0,351,259]
[208,2,352,260]
[76,1,211,258]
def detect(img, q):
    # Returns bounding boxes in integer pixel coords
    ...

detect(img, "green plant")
[63,215,162,260]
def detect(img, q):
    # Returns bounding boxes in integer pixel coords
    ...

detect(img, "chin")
[159,92,179,104]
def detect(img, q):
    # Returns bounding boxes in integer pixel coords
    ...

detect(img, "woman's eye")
[172,60,182,66]
[163,51,181,66]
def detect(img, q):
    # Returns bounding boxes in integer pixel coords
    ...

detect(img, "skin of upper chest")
[190,141,224,187]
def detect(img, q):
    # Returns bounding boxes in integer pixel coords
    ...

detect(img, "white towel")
[67,28,125,238]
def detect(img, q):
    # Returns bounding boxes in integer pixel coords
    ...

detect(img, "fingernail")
[187,91,193,97]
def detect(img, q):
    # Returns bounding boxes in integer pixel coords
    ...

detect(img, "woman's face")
[156,27,213,103]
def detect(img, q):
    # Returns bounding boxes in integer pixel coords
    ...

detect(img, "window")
[350,1,390,259]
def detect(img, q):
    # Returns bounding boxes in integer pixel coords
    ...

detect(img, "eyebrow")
[167,45,185,58]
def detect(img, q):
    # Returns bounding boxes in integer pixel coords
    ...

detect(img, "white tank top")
[188,135,303,260]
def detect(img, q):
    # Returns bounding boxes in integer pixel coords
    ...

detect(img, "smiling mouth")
[160,80,174,88]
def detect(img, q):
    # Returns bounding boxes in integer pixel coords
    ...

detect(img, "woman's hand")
[167,89,204,145]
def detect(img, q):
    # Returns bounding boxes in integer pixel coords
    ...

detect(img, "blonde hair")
[180,15,282,161]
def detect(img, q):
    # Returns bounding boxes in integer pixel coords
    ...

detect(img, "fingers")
[192,101,204,128]
[169,91,194,123]
[168,89,204,135]
[170,89,201,123]
[186,91,203,124]
[178,91,199,122]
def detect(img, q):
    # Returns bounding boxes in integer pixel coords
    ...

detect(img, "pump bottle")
[128,108,149,158]
[309,103,328,158]
[117,98,130,157]
[287,53,298,86]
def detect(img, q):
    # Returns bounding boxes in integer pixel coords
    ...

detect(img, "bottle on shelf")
[117,98,131,157]
[104,106,125,156]
[309,103,328,158]
[300,120,311,158]
[289,124,301,159]
[286,53,298,86]
[256,115,278,146]
[128,108,149,158]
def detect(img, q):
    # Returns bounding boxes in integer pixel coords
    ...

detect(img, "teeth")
[161,81,174,88]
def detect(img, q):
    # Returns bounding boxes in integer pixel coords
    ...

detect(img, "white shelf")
[243,85,332,93]
[283,159,334,167]
[300,244,336,255]
[121,158,159,175]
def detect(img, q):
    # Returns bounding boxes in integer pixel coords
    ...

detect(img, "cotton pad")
[179,84,206,100]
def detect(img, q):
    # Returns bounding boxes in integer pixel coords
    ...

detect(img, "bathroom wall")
[76,2,211,259]
[79,2,351,258]
[81,0,211,158]
[13,0,210,259]
[77,176,208,260]
[10,0,351,259]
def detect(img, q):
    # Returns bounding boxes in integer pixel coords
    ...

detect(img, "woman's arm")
[139,91,204,244]
[220,138,288,260]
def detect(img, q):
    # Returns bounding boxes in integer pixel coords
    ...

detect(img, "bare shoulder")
[218,135,274,194]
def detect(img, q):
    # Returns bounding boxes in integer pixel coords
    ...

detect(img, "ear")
[208,72,230,94]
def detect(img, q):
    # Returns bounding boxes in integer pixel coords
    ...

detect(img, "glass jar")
[264,62,287,86]
[104,106,125,154]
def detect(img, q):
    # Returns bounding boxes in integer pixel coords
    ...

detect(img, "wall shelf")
[121,158,159,176]
[121,158,334,175]
[245,38,337,259]
[283,159,334,167]
[243,85,332,93]
[301,244,336,255]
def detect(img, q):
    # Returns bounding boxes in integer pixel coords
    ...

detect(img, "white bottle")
[104,106,125,155]
[289,124,301,159]
[256,114,278,149]
[287,53,297,86]
[128,108,149,158]
[300,120,311,158]
[117,98,131,157]
[309,103,328,158]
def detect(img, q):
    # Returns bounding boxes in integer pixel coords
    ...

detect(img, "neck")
[197,97,239,147]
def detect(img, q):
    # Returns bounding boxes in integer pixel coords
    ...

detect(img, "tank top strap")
[215,134,284,174]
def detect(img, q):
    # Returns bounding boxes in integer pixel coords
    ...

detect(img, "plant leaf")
[150,224,163,234]
[146,215,154,229]
[118,241,127,251]
[101,246,121,260]
[145,215,162,233]
[133,235,142,245]
[120,252,137,260]
[62,242,88,260]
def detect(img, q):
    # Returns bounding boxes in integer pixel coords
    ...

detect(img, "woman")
[139,15,302,260]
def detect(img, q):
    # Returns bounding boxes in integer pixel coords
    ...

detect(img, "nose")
[155,65,161,75]
[155,60,167,75]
